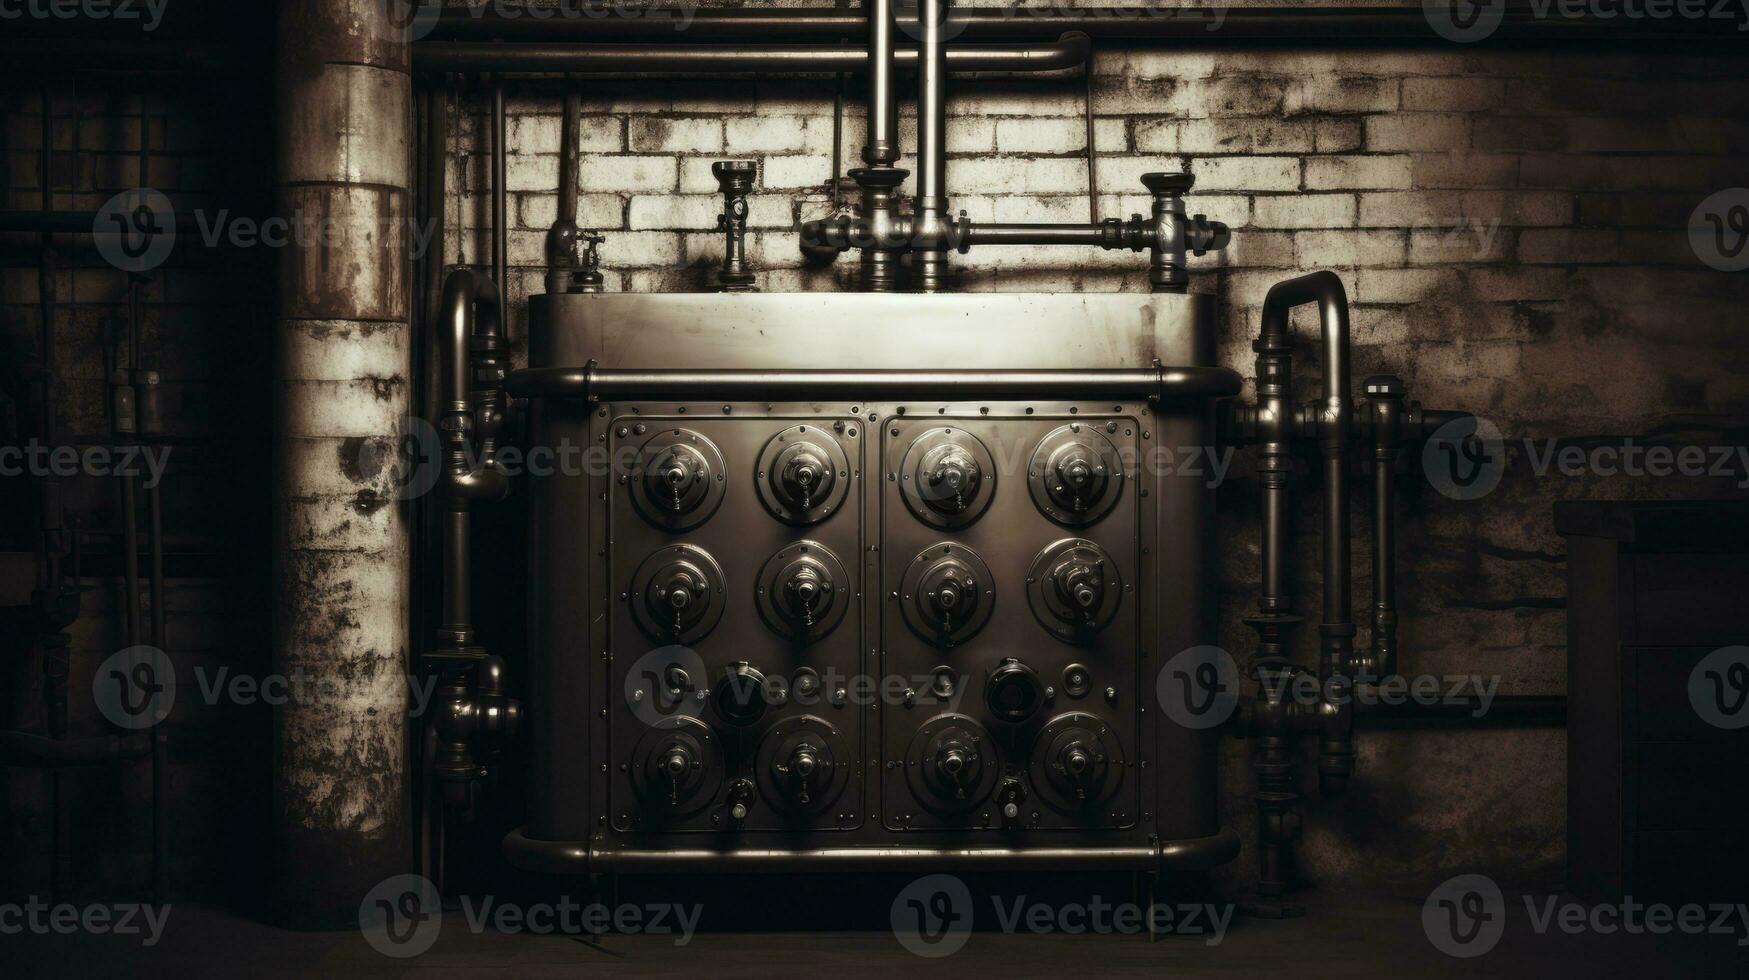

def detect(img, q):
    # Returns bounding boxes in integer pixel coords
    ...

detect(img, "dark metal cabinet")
[1558,501,1749,904]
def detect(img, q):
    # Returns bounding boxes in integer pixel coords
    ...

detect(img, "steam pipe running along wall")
[422,4,1743,42]
[272,0,413,926]
[412,33,1091,73]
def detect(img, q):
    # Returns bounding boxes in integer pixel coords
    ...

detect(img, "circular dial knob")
[905,714,1000,817]
[630,545,726,644]
[779,557,833,628]
[1026,539,1123,642]
[772,739,835,808]
[985,658,1046,724]
[756,424,853,526]
[649,561,707,626]
[1028,712,1125,818]
[776,445,835,512]
[713,662,770,728]
[898,428,997,529]
[1053,556,1106,620]
[919,444,982,515]
[627,716,722,822]
[755,716,849,821]
[918,558,979,635]
[756,542,849,642]
[647,444,707,511]
[900,544,995,646]
[1028,423,1125,527]
[629,428,726,531]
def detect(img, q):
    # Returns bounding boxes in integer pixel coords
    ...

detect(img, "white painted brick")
[950,117,998,154]
[996,117,1085,154]
[509,115,561,155]
[1304,155,1414,190]
[579,116,624,152]
[1286,75,1399,114]
[761,154,834,190]
[950,156,1088,195]
[505,154,559,193]
[1191,156,1300,192]
[992,195,1093,224]
[599,230,682,268]
[1295,230,1407,268]
[1094,118,1129,153]
[1314,118,1364,153]
[1354,268,1458,304]
[629,117,724,154]
[748,196,795,230]
[1092,156,1185,197]
[1253,194,1356,229]
[679,157,721,194]
[1365,114,1470,152]
[1134,120,1177,153]
[578,156,676,193]
[629,194,723,231]
[726,117,808,153]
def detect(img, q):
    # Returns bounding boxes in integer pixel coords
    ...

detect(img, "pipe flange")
[897,426,996,530]
[899,542,995,647]
[755,423,853,526]
[630,544,727,645]
[756,541,851,643]
[628,427,727,532]
[905,713,1000,818]
[1028,712,1124,815]
[1026,538,1123,642]
[755,715,849,821]
[1027,423,1125,527]
[627,715,724,823]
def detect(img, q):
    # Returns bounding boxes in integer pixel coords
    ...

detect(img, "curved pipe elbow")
[447,461,511,505]
[1014,31,1090,70]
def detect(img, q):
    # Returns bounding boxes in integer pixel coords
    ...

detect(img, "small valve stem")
[713,160,759,292]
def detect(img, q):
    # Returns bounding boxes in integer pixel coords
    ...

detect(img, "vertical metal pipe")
[545,91,580,295]
[864,0,897,166]
[273,0,413,925]
[493,85,508,327]
[913,0,949,292]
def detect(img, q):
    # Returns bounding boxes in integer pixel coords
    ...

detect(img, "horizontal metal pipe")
[964,223,1112,247]
[414,34,1090,73]
[503,827,1240,874]
[506,365,1242,402]
[426,5,1749,41]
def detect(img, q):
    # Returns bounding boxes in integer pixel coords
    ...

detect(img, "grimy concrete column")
[272,0,413,925]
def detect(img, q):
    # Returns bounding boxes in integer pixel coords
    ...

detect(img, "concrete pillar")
[272,0,413,925]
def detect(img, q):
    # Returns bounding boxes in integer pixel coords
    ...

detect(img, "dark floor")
[10,876,1749,978]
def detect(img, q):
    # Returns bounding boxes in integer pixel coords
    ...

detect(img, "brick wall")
[449,44,1749,888]
[4,11,1748,900]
